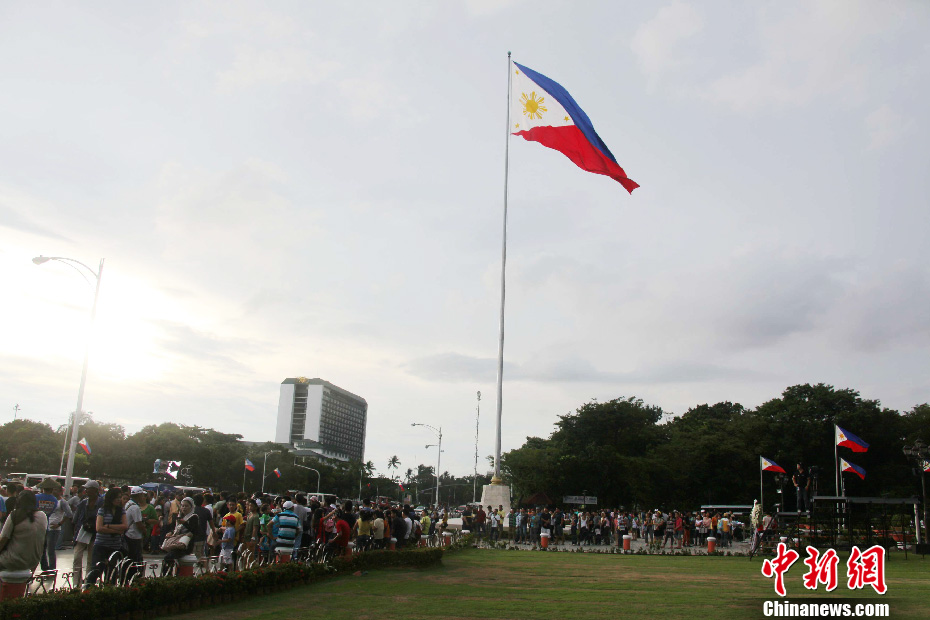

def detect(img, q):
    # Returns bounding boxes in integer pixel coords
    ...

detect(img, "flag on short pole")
[78,437,91,455]
[836,425,869,452]
[840,458,866,480]
[399,483,405,491]
[273,468,282,478]
[760,457,786,473]
[511,62,639,193]
[244,459,255,472]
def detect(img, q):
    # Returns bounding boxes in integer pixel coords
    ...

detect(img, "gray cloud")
[402,351,766,386]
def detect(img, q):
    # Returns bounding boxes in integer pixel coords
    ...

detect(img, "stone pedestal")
[480,483,511,517]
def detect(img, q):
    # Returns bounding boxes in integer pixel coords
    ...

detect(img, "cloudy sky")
[2,1,928,478]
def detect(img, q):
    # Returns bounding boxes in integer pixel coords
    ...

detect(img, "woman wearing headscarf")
[160,497,199,576]
[0,490,48,571]
[85,487,128,586]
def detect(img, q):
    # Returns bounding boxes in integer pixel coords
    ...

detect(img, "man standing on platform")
[793,463,810,512]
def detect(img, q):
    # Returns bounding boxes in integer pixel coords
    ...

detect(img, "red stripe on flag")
[514,125,639,194]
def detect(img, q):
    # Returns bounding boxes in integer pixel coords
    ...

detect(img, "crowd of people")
[0,474,761,595]
[460,505,746,548]
[0,477,457,591]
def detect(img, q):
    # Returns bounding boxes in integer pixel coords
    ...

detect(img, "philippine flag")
[760,456,786,473]
[836,425,869,453]
[273,468,282,478]
[923,460,930,473]
[399,483,405,492]
[244,459,255,472]
[511,62,639,194]
[840,458,866,480]
[78,437,91,455]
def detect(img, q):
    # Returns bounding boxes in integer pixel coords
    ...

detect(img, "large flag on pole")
[511,62,639,193]
[273,468,282,478]
[244,459,255,472]
[836,425,869,453]
[760,456,786,473]
[840,458,866,480]
[78,437,91,455]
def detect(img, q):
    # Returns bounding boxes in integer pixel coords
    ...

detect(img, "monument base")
[480,483,511,517]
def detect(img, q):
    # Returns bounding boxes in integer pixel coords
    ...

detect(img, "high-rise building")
[274,377,368,462]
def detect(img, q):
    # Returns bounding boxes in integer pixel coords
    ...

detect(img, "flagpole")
[834,424,840,496]
[242,462,246,493]
[491,51,512,484]
[759,457,763,512]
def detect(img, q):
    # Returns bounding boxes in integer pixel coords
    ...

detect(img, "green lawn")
[180,549,929,619]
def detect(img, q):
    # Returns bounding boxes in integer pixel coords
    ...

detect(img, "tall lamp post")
[902,440,929,544]
[33,255,104,496]
[412,422,442,509]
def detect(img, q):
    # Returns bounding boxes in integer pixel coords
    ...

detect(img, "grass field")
[179,549,929,619]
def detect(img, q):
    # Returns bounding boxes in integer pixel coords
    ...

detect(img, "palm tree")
[363,460,376,477]
[387,455,400,478]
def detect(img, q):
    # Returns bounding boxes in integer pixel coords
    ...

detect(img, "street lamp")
[902,440,929,544]
[33,255,105,496]
[412,422,442,510]
[293,460,321,498]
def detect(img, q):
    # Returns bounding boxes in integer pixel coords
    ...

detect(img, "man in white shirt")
[404,510,414,543]
[124,487,146,563]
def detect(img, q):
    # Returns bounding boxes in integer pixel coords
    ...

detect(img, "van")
[24,473,90,490]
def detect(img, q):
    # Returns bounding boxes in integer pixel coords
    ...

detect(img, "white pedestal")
[480,483,511,517]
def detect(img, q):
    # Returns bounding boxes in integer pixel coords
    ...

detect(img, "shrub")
[0,548,442,620]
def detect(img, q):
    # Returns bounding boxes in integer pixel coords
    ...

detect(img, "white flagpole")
[840,460,846,497]
[759,457,763,512]
[834,424,840,496]
[492,51,512,484]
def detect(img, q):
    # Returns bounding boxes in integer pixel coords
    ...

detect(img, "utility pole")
[474,390,480,503]
[13,404,20,420]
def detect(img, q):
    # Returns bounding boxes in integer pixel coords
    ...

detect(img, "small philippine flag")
[836,425,869,453]
[923,460,930,473]
[840,458,866,480]
[760,456,786,473]
[78,437,91,455]
[273,468,282,478]
[244,459,255,472]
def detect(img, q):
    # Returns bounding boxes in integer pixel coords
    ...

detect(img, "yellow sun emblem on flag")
[520,91,547,120]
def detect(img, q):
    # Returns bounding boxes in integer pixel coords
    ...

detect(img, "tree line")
[0,417,490,503]
[501,383,930,510]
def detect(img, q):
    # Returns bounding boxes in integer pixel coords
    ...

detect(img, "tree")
[387,455,400,479]
[0,420,63,473]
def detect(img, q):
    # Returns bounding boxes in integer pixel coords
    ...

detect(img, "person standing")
[37,479,70,571]
[793,463,810,513]
[85,487,128,587]
[0,490,48,572]
[372,509,385,549]
[474,505,486,543]
[71,481,103,585]
[191,494,212,559]
[507,508,517,542]
[124,487,146,565]
[271,501,300,561]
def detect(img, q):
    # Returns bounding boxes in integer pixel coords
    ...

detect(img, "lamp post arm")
[293,462,321,496]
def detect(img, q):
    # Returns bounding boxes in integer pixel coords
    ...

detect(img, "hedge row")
[0,547,444,620]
